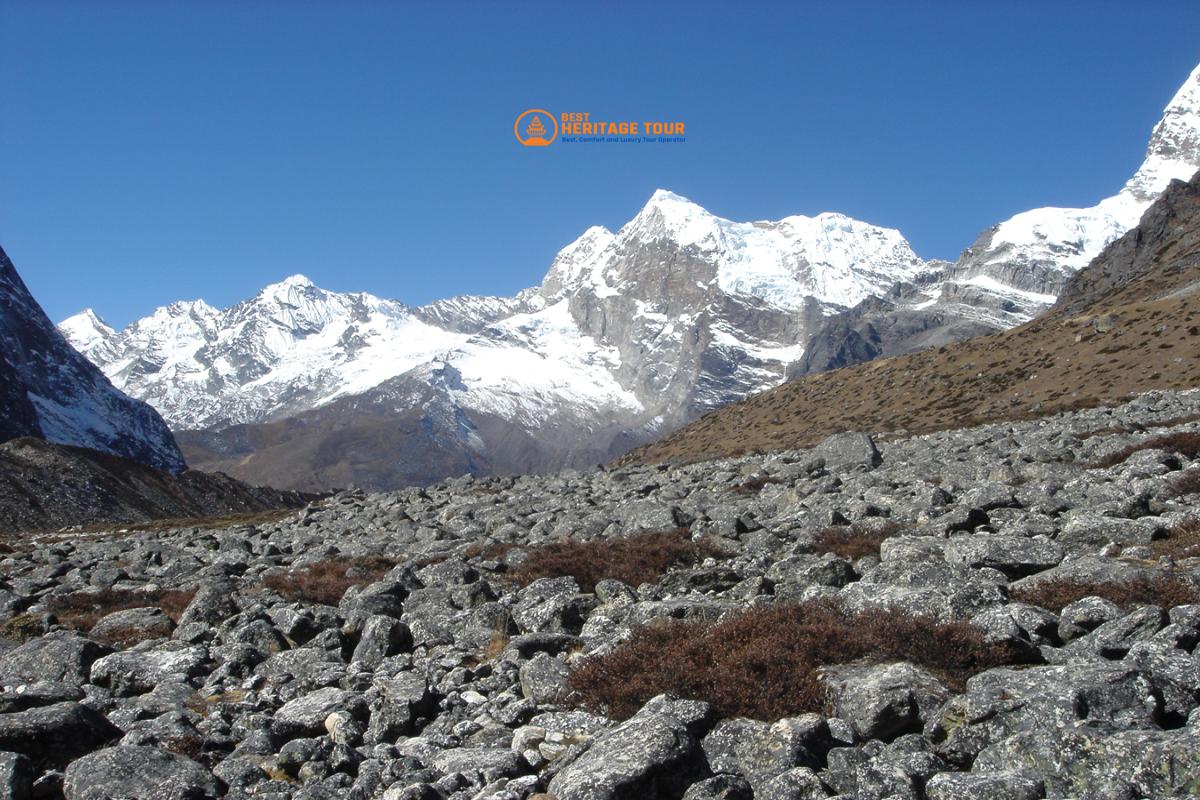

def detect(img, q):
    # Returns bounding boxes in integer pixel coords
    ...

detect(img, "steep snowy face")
[0,247,185,472]
[957,62,1200,295]
[1123,61,1200,203]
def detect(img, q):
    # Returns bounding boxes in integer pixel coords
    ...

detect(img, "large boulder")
[823,662,949,742]
[89,607,175,644]
[547,695,714,800]
[700,715,827,790]
[63,745,223,800]
[973,724,1200,799]
[89,643,207,696]
[0,702,120,769]
[924,769,1044,800]
[272,687,369,740]
[0,751,35,800]
[926,664,1159,763]
[942,535,1063,579]
[814,432,882,470]
[0,631,108,685]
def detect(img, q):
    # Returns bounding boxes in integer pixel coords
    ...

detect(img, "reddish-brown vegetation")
[1011,575,1200,612]
[45,587,196,645]
[261,555,398,605]
[1169,468,1200,497]
[813,522,903,561]
[505,529,727,592]
[567,599,1023,720]
[1150,517,1200,560]
[1092,431,1200,468]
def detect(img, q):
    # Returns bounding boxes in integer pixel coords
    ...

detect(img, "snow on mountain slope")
[445,299,640,426]
[1,246,185,472]
[65,277,471,429]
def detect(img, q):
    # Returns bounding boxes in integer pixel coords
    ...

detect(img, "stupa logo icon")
[514,109,557,147]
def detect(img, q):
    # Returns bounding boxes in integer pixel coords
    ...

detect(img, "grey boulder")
[63,745,222,800]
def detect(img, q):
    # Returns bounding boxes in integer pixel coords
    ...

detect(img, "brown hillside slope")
[621,171,1200,466]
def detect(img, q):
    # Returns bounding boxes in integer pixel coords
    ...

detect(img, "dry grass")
[46,587,195,638]
[813,522,903,560]
[261,555,399,605]
[1010,575,1200,612]
[567,599,1024,720]
[1091,431,1200,468]
[505,529,728,593]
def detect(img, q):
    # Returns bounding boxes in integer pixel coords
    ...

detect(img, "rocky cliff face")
[0,246,185,472]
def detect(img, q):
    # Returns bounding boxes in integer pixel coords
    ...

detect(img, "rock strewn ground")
[1,389,1200,799]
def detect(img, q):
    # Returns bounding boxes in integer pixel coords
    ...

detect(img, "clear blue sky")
[3,1,1199,328]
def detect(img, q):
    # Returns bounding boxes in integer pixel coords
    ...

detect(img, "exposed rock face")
[1,388,1200,796]
[0,246,184,472]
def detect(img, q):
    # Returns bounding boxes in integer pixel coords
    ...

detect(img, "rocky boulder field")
[3,390,1200,799]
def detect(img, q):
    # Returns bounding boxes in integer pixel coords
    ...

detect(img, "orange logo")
[515,109,558,147]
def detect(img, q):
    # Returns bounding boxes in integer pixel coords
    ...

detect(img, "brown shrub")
[261,555,398,605]
[1169,468,1200,497]
[46,587,196,634]
[568,599,1022,720]
[1092,431,1200,468]
[1010,575,1200,612]
[506,529,727,592]
[813,522,903,561]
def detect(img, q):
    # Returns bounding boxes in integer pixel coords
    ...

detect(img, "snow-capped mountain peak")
[625,188,723,249]
[1124,61,1200,203]
[58,308,116,352]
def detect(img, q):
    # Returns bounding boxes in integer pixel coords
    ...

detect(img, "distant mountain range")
[60,62,1200,491]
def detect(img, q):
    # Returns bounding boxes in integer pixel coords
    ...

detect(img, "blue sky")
[3,1,1199,328]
